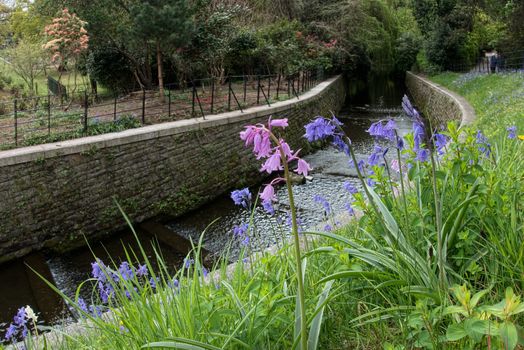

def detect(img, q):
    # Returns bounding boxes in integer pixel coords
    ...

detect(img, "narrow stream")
[0,75,412,332]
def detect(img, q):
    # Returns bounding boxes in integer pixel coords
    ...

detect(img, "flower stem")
[345,137,380,217]
[395,143,410,230]
[283,161,308,350]
[267,130,308,349]
[429,151,445,290]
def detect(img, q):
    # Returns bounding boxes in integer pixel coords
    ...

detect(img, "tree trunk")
[156,40,165,103]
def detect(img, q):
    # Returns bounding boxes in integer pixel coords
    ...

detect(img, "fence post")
[142,89,146,124]
[243,76,247,103]
[47,94,51,136]
[276,74,281,100]
[297,72,301,93]
[211,79,215,114]
[257,75,261,105]
[228,78,232,111]
[83,91,88,133]
[14,99,17,147]
[168,88,171,118]
[287,77,291,97]
[113,94,117,121]
[267,75,271,101]
[192,85,196,117]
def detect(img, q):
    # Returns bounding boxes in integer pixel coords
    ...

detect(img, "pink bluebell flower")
[269,118,289,128]
[260,184,276,203]
[296,158,312,176]
[261,152,283,173]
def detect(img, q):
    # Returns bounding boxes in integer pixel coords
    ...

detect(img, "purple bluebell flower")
[286,213,303,232]
[169,278,179,289]
[262,200,275,215]
[332,135,350,155]
[241,235,250,246]
[230,188,252,208]
[13,307,26,326]
[413,122,426,151]
[396,135,404,150]
[345,202,355,216]
[77,298,88,313]
[4,323,17,342]
[476,130,491,156]
[313,195,331,214]
[118,262,134,281]
[433,133,448,155]
[184,258,194,269]
[368,145,388,166]
[367,119,396,141]
[202,267,209,278]
[507,126,517,139]
[233,223,248,238]
[366,170,376,187]
[136,264,148,277]
[349,159,366,172]
[415,148,430,162]
[99,284,110,304]
[304,117,336,142]
[343,181,358,194]
[323,224,332,232]
[89,305,103,317]
[402,95,422,122]
[149,277,157,289]
[91,259,107,283]
[124,287,137,300]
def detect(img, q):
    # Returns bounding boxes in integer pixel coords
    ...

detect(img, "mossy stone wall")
[0,76,346,262]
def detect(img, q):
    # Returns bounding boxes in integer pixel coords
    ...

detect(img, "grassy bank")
[430,71,524,135]
[2,74,524,349]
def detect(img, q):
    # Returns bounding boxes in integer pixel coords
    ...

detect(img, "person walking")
[489,51,498,73]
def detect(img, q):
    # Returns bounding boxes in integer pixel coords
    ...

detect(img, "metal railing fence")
[0,69,324,150]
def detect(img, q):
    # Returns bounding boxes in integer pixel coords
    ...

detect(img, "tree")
[43,8,89,91]
[8,40,46,95]
[10,1,49,43]
[190,3,242,82]
[0,3,11,46]
[130,0,193,100]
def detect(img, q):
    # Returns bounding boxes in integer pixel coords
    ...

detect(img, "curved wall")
[0,76,346,262]
[406,72,475,128]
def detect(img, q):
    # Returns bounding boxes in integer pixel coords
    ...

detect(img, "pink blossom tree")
[43,8,89,94]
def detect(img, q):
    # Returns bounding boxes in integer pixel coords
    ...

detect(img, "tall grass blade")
[307,280,334,350]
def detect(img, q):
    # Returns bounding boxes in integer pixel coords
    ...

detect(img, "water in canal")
[0,75,412,332]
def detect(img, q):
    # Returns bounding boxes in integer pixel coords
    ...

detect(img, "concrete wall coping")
[0,76,342,167]
[406,72,476,127]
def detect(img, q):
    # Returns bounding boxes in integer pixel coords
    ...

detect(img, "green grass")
[0,58,110,97]
[430,71,524,136]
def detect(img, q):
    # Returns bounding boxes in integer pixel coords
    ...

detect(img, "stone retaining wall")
[0,76,346,262]
[406,71,475,128]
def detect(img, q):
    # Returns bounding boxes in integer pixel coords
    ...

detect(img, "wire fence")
[0,69,324,150]
[448,50,524,73]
